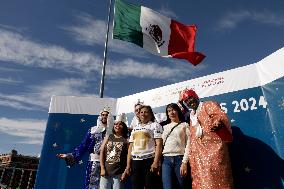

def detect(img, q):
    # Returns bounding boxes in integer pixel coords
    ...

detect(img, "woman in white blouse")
[161,103,191,189]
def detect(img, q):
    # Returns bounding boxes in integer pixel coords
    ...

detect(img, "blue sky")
[0,0,284,156]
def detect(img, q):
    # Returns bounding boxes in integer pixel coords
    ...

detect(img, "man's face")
[184,97,199,110]
[134,104,142,117]
[100,111,109,124]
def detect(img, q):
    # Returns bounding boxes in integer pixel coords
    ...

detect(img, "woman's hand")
[180,162,188,177]
[121,167,131,181]
[150,161,159,173]
[124,167,131,175]
[121,172,127,181]
[100,167,106,177]
[56,153,67,159]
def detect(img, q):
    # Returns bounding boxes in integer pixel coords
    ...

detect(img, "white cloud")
[216,10,284,30]
[0,97,37,111]
[0,23,27,33]
[0,57,205,111]
[0,27,206,111]
[63,14,106,46]
[62,14,207,78]
[63,14,204,80]
[252,11,284,25]
[217,10,250,30]
[0,28,102,73]
[0,77,22,85]
[0,67,21,72]
[62,13,146,57]
[0,27,205,81]
[0,117,46,145]
[0,78,95,111]
[107,58,197,80]
[0,60,206,112]
[158,6,178,19]
[31,78,96,107]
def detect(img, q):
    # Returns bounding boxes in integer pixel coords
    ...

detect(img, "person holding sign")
[179,89,234,189]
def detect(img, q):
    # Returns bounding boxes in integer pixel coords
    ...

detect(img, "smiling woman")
[124,105,163,189]
[99,114,129,189]
[161,103,191,189]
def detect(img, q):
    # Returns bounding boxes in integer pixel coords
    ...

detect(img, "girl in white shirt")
[161,103,190,189]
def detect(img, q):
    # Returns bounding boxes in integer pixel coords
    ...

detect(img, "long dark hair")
[160,103,185,126]
[112,121,128,138]
[140,105,156,123]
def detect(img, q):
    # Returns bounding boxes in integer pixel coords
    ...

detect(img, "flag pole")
[99,0,114,98]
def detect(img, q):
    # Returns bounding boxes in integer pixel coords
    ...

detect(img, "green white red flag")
[113,0,205,65]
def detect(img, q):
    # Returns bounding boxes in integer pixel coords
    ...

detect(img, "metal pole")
[99,0,114,98]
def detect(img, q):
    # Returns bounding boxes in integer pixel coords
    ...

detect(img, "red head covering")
[180,89,199,101]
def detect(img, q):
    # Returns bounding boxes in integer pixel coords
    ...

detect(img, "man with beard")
[57,108,114,189]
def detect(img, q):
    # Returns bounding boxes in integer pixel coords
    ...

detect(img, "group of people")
[57,89,234,189]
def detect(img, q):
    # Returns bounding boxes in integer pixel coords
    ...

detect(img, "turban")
[180,89,199,101]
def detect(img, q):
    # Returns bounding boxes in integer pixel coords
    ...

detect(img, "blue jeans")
[99,174,123,189]
[162,156,185,189]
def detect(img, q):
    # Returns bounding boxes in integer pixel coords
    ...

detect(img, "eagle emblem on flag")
[146,24,165,47]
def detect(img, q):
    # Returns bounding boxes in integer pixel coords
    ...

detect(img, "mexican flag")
[113,0,205,66]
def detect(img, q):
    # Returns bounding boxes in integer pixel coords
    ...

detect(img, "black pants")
[131,158,160,189]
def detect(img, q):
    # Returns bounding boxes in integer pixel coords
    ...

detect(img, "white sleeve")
[153,122,163,139]
[182,122,190,163]
[129,131,134,143]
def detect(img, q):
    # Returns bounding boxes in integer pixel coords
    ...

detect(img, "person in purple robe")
[57,108,114,189]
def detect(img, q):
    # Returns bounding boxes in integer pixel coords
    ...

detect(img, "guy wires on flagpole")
[99,0,114,98]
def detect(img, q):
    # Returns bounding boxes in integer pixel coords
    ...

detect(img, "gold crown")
[100,107,111,114]
[135,99,144,106]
